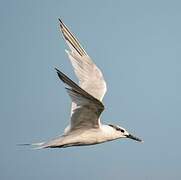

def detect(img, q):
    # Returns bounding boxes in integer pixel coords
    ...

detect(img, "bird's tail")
[17,142,46,150]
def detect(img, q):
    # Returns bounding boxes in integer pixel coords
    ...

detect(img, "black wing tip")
[54,67,59,74]
[58,18,62,23]
[54,67,67,82]
[54,67,59,72]
[55,67,63,73]
[54,67,62,76]
[54,67,64,76]
[58,18,64,28]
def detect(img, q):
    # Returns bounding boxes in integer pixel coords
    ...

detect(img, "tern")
[27,19,143,149]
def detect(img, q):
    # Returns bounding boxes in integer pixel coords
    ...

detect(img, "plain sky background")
[1,0,181,179]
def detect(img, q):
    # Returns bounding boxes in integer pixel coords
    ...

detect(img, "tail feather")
[18,136,66,149]
[17,142,46,149]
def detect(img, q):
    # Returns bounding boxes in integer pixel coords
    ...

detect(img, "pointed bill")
[127,134,143,142]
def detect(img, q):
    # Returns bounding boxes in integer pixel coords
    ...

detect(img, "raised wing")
[59,19,107,101]
[55,68,104,131]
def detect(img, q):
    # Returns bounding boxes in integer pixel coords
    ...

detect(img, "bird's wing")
[59,19,107,102]
[55,68,104,131]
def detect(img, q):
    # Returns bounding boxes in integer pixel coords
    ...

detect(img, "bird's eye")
[120,129,125,133]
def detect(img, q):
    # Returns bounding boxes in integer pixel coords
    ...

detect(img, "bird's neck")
[99,124,120,141]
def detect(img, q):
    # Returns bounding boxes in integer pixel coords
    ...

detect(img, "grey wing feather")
[59,19,107,101]
[55,68,104,131]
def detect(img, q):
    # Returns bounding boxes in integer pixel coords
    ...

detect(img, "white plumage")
[26,19,142,149]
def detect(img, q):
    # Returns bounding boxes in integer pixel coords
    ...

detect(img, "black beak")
[126,134,143,142]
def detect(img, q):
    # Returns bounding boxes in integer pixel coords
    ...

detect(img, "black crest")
[108,124,125,133]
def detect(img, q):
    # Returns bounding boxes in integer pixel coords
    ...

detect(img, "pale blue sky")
[1,0,181,179]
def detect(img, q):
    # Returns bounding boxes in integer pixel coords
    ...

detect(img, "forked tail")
[17,142,46,149]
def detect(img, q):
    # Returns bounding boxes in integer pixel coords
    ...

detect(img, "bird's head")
[108,124,143,142]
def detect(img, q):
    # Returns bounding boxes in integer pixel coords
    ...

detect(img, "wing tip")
[54,67,62,78]
[54,67,67,84]
[54,67,63,75]
[58,18,64,29]
[58,18,62,23]
[54,67,59,72]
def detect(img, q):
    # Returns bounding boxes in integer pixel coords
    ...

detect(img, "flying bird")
[27,19,143,149]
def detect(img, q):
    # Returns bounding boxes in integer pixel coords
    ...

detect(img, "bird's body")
[27,19,142,149]
[39,125,122,148]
